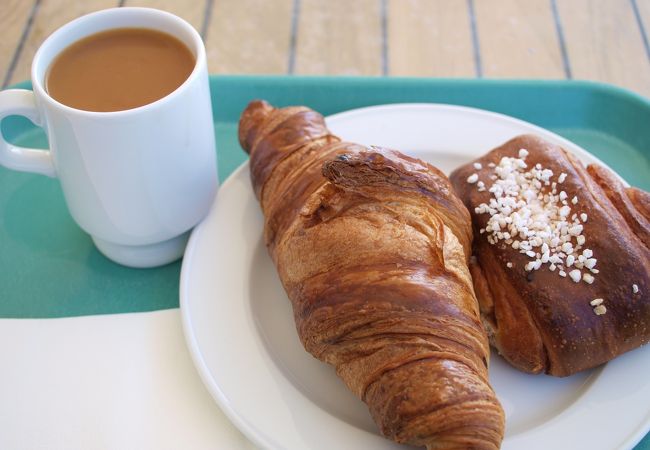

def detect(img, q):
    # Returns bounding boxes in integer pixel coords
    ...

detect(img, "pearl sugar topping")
[468,148,598,285]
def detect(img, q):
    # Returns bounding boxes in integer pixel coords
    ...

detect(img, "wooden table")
[2,0,650,98]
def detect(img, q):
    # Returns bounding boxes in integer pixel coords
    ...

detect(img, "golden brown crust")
[586,164,650,249]
[450,134,650,377]
[322,150,473,260]
[469,251,547,374]
[239,100,505,449]
[627,187,650,223]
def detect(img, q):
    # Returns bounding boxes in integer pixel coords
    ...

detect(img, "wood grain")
[204,0,293,74]
[637,0,650,35]
[0,0,35,85]
[123,0,206,32]
[474,0,565,78]
[638,0,650,76]
[294,0,382,75]
[7,0,118,85]
[557,0,650,96]
[387,0,475,77]
[0,0,650,98]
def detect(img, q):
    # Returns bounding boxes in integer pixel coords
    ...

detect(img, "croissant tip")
[238,100,275,154]
[246,99,272,111]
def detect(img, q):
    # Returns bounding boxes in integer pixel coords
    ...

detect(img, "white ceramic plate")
[180,104,650,450]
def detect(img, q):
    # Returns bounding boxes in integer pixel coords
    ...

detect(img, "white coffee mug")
[0,7,217,268]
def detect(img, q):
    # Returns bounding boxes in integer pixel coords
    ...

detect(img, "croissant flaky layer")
[239,100,504,449]
[450,135,650,377]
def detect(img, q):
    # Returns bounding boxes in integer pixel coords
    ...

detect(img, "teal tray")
[2,76,650,319]
[1,76,649,449]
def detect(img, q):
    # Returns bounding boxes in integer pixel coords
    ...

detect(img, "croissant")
[239,100,504,449]
[449,134,650,377]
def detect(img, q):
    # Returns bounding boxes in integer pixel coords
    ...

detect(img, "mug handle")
[0,89,56,177]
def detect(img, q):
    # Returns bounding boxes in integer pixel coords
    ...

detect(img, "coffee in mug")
[46,28,195,112]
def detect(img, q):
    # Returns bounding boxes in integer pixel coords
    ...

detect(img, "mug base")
[92,232,190,268]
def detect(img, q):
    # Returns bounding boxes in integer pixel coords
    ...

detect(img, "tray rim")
[1,75,649,312]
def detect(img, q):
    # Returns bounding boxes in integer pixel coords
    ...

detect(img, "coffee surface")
[46,28,195,112]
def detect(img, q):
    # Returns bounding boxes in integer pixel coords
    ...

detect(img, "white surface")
[0,309,253,450]
[0,8,218,267]
[181,103,650,450]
